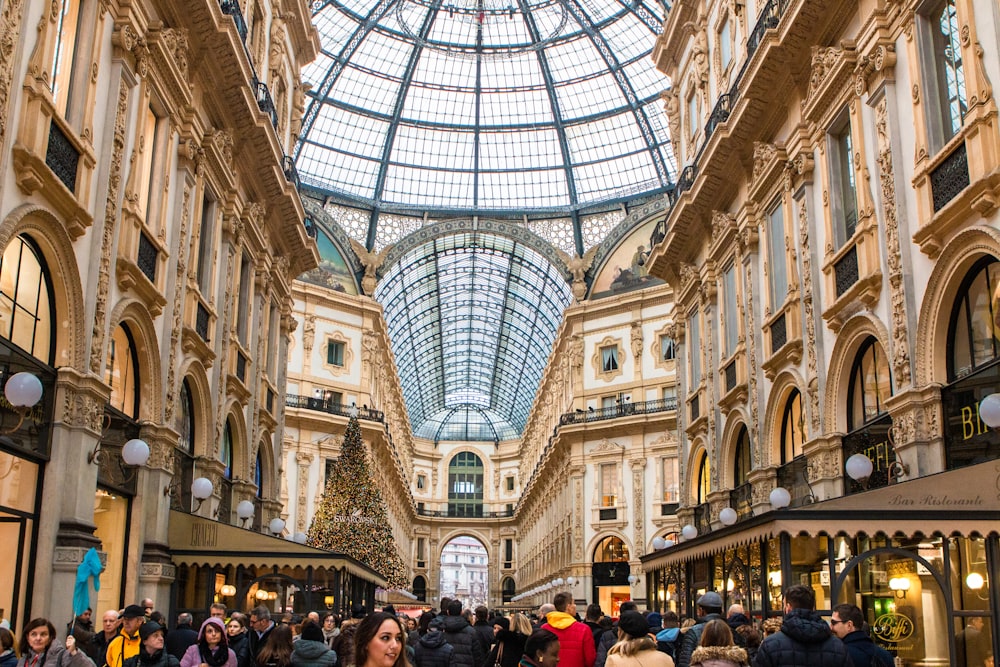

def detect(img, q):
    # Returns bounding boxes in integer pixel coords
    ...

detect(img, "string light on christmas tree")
[306,415,409,588]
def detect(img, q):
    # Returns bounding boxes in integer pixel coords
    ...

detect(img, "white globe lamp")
[681,524,698,540]
[269,517,286,535]
[4,372,42,407]
[845,453,874,481]
[979,393,1000,428]
[122,439,150,466]
[191,477,214,500]
[294,532,308,544]
[769,486,791,509]
[719,507,738,526]
[237,500,255,521]
[652,536,667,550]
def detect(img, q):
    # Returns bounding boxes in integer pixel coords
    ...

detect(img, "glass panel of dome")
[393,126,475,169]
[350,32,415,76]
[410,49,478,89]
[297,144,379,197]
[382,166,475,208]
[333,69,401,116]
[543,36,607,81]
[573,153,657,199]
[481,51,546,87]
[602,16,656,60]
[302,52,336,89]
[479,168,571,209]
[556,74,629,119]
[479,128,562,169]
[312,11,356,50]
[479,88,553,126]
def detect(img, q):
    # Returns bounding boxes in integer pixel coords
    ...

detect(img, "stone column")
[136,424,181,609]
[41,369,108,621]
[803,435,843,501]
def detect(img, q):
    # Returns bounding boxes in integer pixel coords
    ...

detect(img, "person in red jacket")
[541,593,596,667]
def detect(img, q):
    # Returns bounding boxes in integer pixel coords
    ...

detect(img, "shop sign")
[871,612,914,643]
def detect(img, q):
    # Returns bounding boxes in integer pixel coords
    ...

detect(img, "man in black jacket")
[442,601,485,667]
[472,606,493,656]
[248,606,276,662]
[165,613,198,661]
[752,585,851,667]
[583,605,603,650]
[831,604,892,667]
[595,602,637,667]
[675,592,726,667]
[414,617,454,667]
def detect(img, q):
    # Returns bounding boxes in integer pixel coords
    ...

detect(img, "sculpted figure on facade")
[661,88,680,154]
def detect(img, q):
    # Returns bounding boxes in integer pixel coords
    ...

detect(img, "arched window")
[780,389,804,464]
[176,380,194,454]
[734,426,751,486]
[221,419,233,480]
[696,453,710,504]
[448,451,483,517]
[594,536,629,562]
[948,257,1000,380]
[0,235,55,363]
[412,576,427,602]
[106,324,139,418]
[501,577,515,603]
[848,337,892,430]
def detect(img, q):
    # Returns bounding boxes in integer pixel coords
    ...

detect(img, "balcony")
[693,502,712,534]
[775,456,815,508]
[415,507,514,519]
[285,394,385,423]
[559,397,677,425]
[729,482,753,520]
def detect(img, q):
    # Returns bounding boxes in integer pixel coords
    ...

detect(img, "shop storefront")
[642,460,1000,666]
[168,511,386,623]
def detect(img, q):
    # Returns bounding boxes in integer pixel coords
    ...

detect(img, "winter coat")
[840,631,891,667]
[542,612,596,667]
[166,626,199,662]
[123,649,180,667]
[675,614,725,667]
[107,630,142,667]
[751,610,852,667]
[18,640,96,667]
[583,624,603,651]
[442,616,484,667]
[605,647,674,667]
[485,630,525,667]
[655,629,681,661]
[227,633,252,667]
[473,622,494,656]
[412,630,454,667]
[179,620,237,667]
[0,650,17,667]
[594,625,618,667]
[290,640,336,667]
[249,625,275,663]
[689,645,747,667]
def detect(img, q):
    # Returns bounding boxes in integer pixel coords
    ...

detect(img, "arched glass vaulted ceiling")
[375,233,573,441]
[299,0,677,217]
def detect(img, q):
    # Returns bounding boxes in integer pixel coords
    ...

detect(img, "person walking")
[107,606,146,667]
[441,601,484,667]
[226,616,251,667]
[166,615,199,662]
[485,617,526,667]
[541,593,595,667]
[17,619,95,667]
[123,622,180,667]
[830,605,892,667]
[675,593,726,667]
[291,623,336,667]
[604,611,673,667]
[412,618,453,667]
[688,620,747,667]
[517,630,559,667]
[254,626,293,667]
[751,585,851,667]
[180,619,237,667]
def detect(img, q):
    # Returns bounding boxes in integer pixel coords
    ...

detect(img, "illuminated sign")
[871,613,914,643]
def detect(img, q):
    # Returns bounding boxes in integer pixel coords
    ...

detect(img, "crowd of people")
[14,582,997,667]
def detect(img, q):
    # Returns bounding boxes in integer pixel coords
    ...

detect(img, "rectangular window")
[416,475,426,490]
[601,395,616,409]
[600,463,618,507]
[323,389,342,405]
[196,192,217,295]
[51,0,83,116]
[266,302,278,378]
[918,0,967,151]
[688,92,699,137]
[689,310,701,386]
[236,252,252,345]
[327,341,345,366]
[416,538,425,561]
[829,116,858,246]
[504,539,513,563]
[660,334,675,360]
[767,202,788,309]
[662,458,679,502]
[719,18,732,71]
[505,476,514,491]
[601,345,619,372]
[662,386,677,402]
[723,263,739,356]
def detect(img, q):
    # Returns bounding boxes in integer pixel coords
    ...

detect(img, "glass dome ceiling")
[375,233,573,441]
[298,0,676,214]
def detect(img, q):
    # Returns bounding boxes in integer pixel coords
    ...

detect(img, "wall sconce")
[255,589,269,601]
[269,517,286,536]
[192,477,214,511]
[979,394,1000,428]
[681,524,698,540]
[219,584,237,597]
[236,500,256,527]
[718,507,738,526]
[324,595,335,609]
[769,487,791,509]
[1,372,42,435]
[888,577,910,599]
[652,536,676,550]
[627,574,638,586]
[566,576,576,587]
[846,452,909,486]
[89,436,150,483]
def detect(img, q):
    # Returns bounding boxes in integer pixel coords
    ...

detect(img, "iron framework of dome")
[298,0,677,220]
[374,232,573,441]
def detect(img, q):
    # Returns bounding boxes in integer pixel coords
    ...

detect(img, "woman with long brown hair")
[353,613,408,667]
[256,625,294,667]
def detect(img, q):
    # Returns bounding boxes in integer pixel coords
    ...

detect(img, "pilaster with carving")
[296,451,313,533]
[0,0,28,148]
[630,458,646,555]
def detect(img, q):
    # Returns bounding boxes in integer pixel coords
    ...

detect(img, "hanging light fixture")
[769,486,791,509]
[681,524,698,540]
[718,507,738,526]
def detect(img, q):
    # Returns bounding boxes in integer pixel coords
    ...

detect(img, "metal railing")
[220,0,248,43]
[137,232,158,283]
[46,121,80,193]
[651,0,792,249]
[415,507,514,518]
[285,394,385,422]
[930,142,969,212]
[559,397,677,425]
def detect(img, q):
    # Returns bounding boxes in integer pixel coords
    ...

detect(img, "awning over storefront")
[643,460,1000,567]
[168,510,388,587]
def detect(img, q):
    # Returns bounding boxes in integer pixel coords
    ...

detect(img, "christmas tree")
[307,415,409,588]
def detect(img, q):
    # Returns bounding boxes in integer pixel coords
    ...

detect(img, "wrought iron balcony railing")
[285,394,385,423]
[559,397,677,425]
